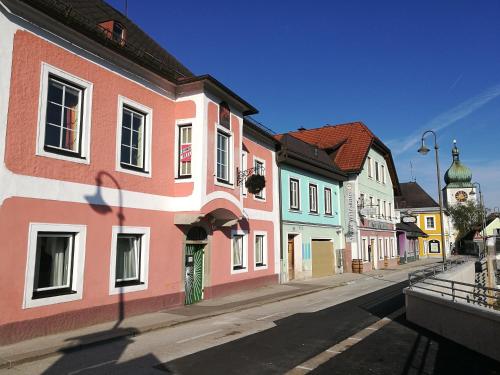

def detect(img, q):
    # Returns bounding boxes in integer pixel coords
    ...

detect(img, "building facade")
[0,0,279,344]
[276,134,346,282]
[288,123,400,273]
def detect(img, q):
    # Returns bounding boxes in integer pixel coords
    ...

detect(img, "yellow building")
[397,182,451,258]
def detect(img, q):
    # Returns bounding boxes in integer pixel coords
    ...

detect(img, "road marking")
[68,360,117,374]
[256,312,283,321]
[175,329,222,344]
[285,309,403,375]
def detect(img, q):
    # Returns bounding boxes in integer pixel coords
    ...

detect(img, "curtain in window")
[233,237,242,267]
[35,236,70,290]
[116,236,138,281]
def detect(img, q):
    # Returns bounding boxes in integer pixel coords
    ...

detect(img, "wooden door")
[288,238,294,280]
[312,240,334,278]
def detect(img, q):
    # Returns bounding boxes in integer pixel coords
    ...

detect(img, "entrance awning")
[174,198,243,227]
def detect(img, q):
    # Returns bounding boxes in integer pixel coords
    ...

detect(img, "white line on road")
[68,360,117,375]
[256,312,284,321]
[175,330,222,344]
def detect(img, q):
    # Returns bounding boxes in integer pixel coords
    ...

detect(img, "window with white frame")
[109,226,149,294]
[362,238,368,261]
[116,96,152,176]
[254,158,265,199]
[390,238,395,257]
[369,196,374,217]
[367,157,373,178]
[178,125,192,178]
[385,238,389,258]
[38,64,92,163]
[377,199,381,218]
[289,178,300,210]
[383,200,387,218]
[425,216,436,230]
[359,193,365,208]
[381,164,386,184]
[378,238,383,260]
[309,184,318,213]
[216,130,230,183]
[324,187,333,215]
[232,234,246,271]
[254,233,267,268]
[388,202,392,219]
[24,224,86,308]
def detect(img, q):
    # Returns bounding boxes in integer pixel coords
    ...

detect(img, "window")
[231,231,248,273]
[385,238,389,258]
[112,22,125,43]
[116,96,152,176]
[359,193,365,208]
[369,196,374,217]
[425,216,436,230]
[109,226,149,294]
[383,200,387,218]
[24,223,86,308]
[254,158,265,199]
[216,130,230,183]
[289,178,300,210]
[178,125,192,178]
[388,202,392,219]
[377,199,381,218]
[254,232,268,269]
[367,157,373,178]
[378,238,383,260]
[375,161,380,181]
[381,165,386,184]
[390,238,395,257]
[362,238,368,261]
[309,184,318,213]
[38,64,92,163]
[324,188,333,215]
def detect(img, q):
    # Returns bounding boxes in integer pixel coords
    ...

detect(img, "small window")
[232,235,245,270]
[324,188,332,215]
[112,22,125,43]
[388,202,392,219]
[383,200,386,218]
[33,232,75,299]
[426,216,436,230]
[216,131,230,183]
[378,238,383,260]
[359,193,365,208]
[375,161,380,181]
[115,234,142,287]
[362,238,368,261]
[254,159,265,199]
[369,197,374,217]
[381,165,386,184]
[367,157,373,178]
[290,179,300,210]
[120,106,146,171]
[255,234,266,267]
[178,125,192,178]
[44,77,83,156]
[309,184,318,213]
[377,199,381,218]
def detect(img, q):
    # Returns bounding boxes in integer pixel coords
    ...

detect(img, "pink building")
[0,0,280,344]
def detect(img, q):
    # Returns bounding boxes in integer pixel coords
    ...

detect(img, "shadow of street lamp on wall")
[84,171,125,327]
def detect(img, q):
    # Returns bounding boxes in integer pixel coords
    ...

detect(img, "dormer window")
[99,20,126,46]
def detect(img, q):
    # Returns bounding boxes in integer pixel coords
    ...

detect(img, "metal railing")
[408,257,500,309]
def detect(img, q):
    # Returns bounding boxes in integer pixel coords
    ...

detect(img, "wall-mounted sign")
[402,215,417,224]
[344,183,357,243]
[429,239,440,253]
[180,144,192,163]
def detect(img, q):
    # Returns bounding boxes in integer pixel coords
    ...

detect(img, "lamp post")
[469,182,487,255]
[418,130,447,264]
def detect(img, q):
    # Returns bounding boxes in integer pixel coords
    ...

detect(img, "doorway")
[287,235,295,280]
[185,244,205,305]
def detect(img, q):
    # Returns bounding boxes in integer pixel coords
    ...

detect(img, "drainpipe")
[277,155,285,284]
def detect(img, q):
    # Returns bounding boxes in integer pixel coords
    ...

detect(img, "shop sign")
[344,183,357,243]
[180,144,192,162]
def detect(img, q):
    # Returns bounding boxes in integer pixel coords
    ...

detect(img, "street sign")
[401,215,417,224]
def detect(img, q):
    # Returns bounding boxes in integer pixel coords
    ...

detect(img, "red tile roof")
[288,122,377,172]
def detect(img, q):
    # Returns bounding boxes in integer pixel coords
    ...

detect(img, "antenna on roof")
[410,160,416,182]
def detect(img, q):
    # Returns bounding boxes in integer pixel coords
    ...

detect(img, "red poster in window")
[180,144,192,162]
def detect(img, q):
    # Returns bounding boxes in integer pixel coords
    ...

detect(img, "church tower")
[443,140,476,208]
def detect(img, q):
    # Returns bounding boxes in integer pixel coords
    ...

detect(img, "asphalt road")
[156,280,499,375]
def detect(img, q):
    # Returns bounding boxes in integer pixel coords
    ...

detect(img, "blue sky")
[107,0,500,207]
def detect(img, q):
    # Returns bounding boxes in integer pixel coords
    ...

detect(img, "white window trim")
[385,238,389,258]
[367,157,373,178]
[390,237,395,258]
[369,237,377,263]
[424,215,436,230]
[375,161,380,182]
[23,223,87,309]
[309,183,318,214]
[324,187,333,216]
[289,177,301,211]
[378,237,384,260]
[174,119,195,182]
[36,63,93,164]
[115,95,153,177]
[381,165,386,184]
[361,236,369,261]
[231,229,248,275]
[214,124,235,188]
[109,226,150,295]
[253,231,268,270]
[252,156,266,202]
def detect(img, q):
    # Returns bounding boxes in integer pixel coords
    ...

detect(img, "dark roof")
[286,122,400,195]
[275,134,347,181]
[396,222,428,238]
[396,182,439,209]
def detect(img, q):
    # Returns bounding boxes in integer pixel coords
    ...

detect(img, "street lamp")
[469,182,487,255]
[418,130,447,264]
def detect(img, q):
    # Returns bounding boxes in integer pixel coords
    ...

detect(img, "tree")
[447,200,484,239]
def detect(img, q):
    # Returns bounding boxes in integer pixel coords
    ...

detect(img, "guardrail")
[408,257,500,309]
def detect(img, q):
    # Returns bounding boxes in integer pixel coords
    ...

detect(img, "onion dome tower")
[443,140,475,207]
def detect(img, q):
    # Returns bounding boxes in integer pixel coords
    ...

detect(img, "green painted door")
[185,244,204,305]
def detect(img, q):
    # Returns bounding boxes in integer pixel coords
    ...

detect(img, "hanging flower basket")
[245,174,266,194]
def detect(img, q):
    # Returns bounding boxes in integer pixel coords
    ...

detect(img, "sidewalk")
[0,257,441,369]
